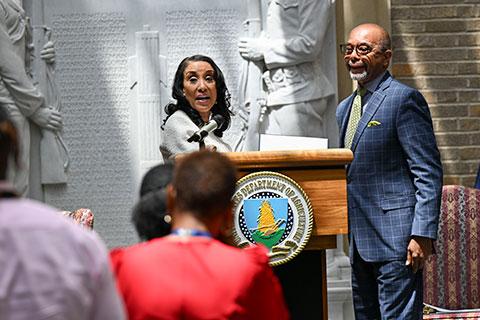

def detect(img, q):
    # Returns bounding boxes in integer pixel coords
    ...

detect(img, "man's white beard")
[350,70,368,81]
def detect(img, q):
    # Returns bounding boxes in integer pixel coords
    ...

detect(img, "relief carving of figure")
[0,0,64,196]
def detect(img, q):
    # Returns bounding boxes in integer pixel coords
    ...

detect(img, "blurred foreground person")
[0,106,125,319]
[111,150,289,320]
[131,162,174,241]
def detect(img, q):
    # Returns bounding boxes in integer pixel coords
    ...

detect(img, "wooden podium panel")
[225,149,352,320]
[226,149,353,250]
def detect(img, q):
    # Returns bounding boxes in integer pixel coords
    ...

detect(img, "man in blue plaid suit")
[336,24,443,319]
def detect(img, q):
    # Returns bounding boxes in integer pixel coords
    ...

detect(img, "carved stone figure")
[0,0,63,196]
[238,0,334,150]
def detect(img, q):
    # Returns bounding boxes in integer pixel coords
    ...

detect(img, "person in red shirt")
[111,150,289,320]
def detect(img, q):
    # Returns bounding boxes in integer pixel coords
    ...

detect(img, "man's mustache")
[348,61,367,69]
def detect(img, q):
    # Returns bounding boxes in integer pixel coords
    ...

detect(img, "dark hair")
[132,189,171,241]
[139,162,175,196]
[132,162,175,240]
[0,106,19,180]
[172,150,237,219]
[162,55,233,137]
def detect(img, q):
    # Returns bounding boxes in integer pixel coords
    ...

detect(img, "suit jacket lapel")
[350,73,393,152]
[339,94,356,147]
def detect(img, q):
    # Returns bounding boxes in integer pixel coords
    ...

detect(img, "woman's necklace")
[170,228,212,238]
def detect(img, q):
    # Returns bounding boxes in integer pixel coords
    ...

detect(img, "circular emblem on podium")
[232,171,313,266]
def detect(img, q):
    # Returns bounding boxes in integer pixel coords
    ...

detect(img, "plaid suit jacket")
[336,72,443,262]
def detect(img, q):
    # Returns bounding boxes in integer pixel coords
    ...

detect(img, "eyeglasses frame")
[339,42,387,56]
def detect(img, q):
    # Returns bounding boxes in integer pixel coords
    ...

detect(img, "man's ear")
[384,49,392,68]
[166,184,176,213]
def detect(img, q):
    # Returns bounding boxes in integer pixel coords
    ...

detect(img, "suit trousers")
[351,244,423,320]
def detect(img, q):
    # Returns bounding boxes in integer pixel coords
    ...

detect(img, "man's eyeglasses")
[339,43,374,56]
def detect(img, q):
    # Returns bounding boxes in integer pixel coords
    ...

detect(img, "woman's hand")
[205,145,217,152]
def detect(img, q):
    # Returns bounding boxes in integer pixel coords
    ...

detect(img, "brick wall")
[390,0,480,187]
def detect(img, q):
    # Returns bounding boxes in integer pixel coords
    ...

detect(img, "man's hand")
[405,236,433,273]
[238,37,265,61]
[30,107,62,131]
[40,41,55,65]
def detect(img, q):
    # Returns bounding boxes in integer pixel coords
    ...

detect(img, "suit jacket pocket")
[381,195,416,211]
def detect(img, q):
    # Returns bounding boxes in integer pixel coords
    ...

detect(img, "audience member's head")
[139,162,174,196]
[132,162,175,240]
[0,106,19,180]
[169,150,237,235]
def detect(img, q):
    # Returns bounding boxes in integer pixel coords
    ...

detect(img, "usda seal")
[232,171,313,266]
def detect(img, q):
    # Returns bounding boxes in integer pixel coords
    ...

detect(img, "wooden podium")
[226,149,353,320]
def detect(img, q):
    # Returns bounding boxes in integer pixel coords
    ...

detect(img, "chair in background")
[423,185,480,319]
[61,208,94,229]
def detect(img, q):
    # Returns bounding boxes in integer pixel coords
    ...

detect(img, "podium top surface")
[225,148,353,170]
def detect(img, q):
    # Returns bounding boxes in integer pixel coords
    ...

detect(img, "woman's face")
[182,61,218,123]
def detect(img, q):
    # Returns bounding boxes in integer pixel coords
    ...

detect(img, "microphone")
[187,114,225,143]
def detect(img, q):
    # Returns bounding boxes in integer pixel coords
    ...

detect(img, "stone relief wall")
[43,12,137,246]
[24,0,337,248]
[164,8,242,147]
[30,1,247,248]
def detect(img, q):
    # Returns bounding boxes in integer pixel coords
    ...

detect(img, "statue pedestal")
[327,235,354,320]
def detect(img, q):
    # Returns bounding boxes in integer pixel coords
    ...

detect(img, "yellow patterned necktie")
[344,87,367,149]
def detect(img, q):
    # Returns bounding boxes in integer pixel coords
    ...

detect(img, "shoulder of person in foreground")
[235,244,290,320]
[0,198,126,319]
[109,241,151,276]
[55,205,127,320]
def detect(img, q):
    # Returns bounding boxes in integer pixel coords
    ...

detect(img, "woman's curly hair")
[162,55,233,137]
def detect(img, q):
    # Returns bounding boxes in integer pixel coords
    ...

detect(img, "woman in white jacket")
[160,55,232,160]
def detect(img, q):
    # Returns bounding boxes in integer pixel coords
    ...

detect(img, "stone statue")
[238,0,334,149]
[0,0,63,196]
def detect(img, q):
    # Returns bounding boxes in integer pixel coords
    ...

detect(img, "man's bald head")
[350,23,391,52]
[343,23,392,85]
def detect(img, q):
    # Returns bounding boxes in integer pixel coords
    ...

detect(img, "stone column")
[129,25,168,176]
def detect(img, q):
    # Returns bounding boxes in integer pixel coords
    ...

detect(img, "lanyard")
[170,228,212,238]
